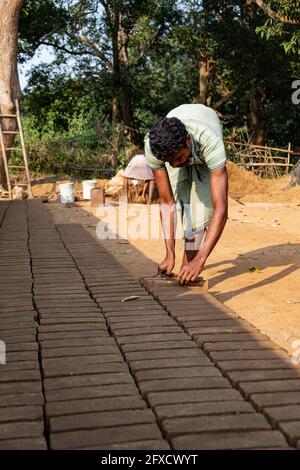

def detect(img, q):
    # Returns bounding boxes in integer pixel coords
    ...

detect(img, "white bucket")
[59,183,75,204]
[82,180,97,200]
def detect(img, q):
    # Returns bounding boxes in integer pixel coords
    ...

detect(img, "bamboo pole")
[0,121,12,199]
[286,142,291,174]
[225,140,296,155]
[15,100,33,198]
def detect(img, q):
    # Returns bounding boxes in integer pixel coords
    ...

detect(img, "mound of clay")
[227,161,269,195]
[105,170,125,197]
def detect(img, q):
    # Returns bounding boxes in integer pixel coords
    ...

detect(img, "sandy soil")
[47,189,300,357]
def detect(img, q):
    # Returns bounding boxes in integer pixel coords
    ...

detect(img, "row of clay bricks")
[144,283,300,449]
[57,222,290,450]
[25,201,169,450]
[0,201,47,450]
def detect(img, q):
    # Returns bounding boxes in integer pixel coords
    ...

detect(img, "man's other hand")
[177,257,204,285]
[158,253,175,275]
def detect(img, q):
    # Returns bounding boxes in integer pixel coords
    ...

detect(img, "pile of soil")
[227,161,300,204]
[227,161,270,195]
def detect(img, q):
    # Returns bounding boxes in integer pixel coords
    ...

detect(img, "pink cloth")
[123,154,154,181]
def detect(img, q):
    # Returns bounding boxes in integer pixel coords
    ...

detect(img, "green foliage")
[18,0,300,177]
[254,0,300,55]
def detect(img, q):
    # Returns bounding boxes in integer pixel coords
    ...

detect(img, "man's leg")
[142,180,148,201]
[148,180,155,204]
[180,230,206,270]
[123,177,129,202]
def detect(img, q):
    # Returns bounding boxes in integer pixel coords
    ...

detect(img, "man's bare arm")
[154,167,177,274]
[177,166,228,283]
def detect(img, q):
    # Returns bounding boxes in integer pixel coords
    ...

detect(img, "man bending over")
[145,103,228,285]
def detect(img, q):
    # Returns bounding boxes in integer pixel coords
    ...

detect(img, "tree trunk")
[118,17,136,144]
[197,57,212,105]
[111,2,121,127]
[249,87,265,146]
[0,0,23,188]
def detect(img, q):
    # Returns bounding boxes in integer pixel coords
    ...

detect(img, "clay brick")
[0,361,39,372]
[45,383,138,402]
[44,373,134,390]
[227,369,300,384]
[37,308,100,314]
[105,309,165,316]
[155,401,255,421]
[5,342,38,352]
[41,345,120,358]
[163,413,270,438]
[50,409,155,433]
[50,423,162,449]
[34,294,89,300]
[210,350,289,361]
[43,362,128,378]
[139,377,231,394]
[91,440,170,450]
[46,396,146,417]
[115,326,183,337]
[36,303,96,310]
[265,405,300,427]
[38,323,105,333]
[136,367,221,382]
[39,313,102,321]
[251,391,300,409]
[0,392,44,407]
[148,389,243,406]
[0,370,41,383]
[91,286,144,294]
[0,382,42,396]
[40,337,114,349]
[122,340,197,353]
[6,351,38,362]
[204,341,282,352]
[39,318,105,326]
[38,330,108,341]
[279,422,300,445]
[175,313,235,322]
[183,320,239,329]
[125,349,205,361]
[218,359,296,372]
[111,319,175,330]
[190,326,256,335]
[239,379,300,398]
[0,437,47,450]
[171,430,289,450]
[194,333,269,345]
[116,333,188,346]
[100,300,158,308]
[1,333,36,351]
[42,354,123,370]
[0,406,43,423]
[130,357,211,372]
[95,291,147,300]
[0,314,36,323]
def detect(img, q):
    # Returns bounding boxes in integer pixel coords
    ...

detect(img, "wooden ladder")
[0,99,33,199]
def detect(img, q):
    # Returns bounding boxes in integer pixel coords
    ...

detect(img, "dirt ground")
[47,166,300,357]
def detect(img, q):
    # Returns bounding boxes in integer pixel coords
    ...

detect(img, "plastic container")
[59,183,75,204]
[82,180,97,200]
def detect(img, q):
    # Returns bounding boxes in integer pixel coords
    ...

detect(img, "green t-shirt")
[144,103,226,172]
[144,104,227,233]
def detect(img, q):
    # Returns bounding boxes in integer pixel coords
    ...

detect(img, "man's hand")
[158,253,175,275]
[177,257,204,285]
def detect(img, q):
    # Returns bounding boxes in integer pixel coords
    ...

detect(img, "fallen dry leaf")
[121,295,141,303]
[249,266,262,273]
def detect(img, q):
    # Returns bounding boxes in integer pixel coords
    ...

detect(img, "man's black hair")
[149,117,187,161]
